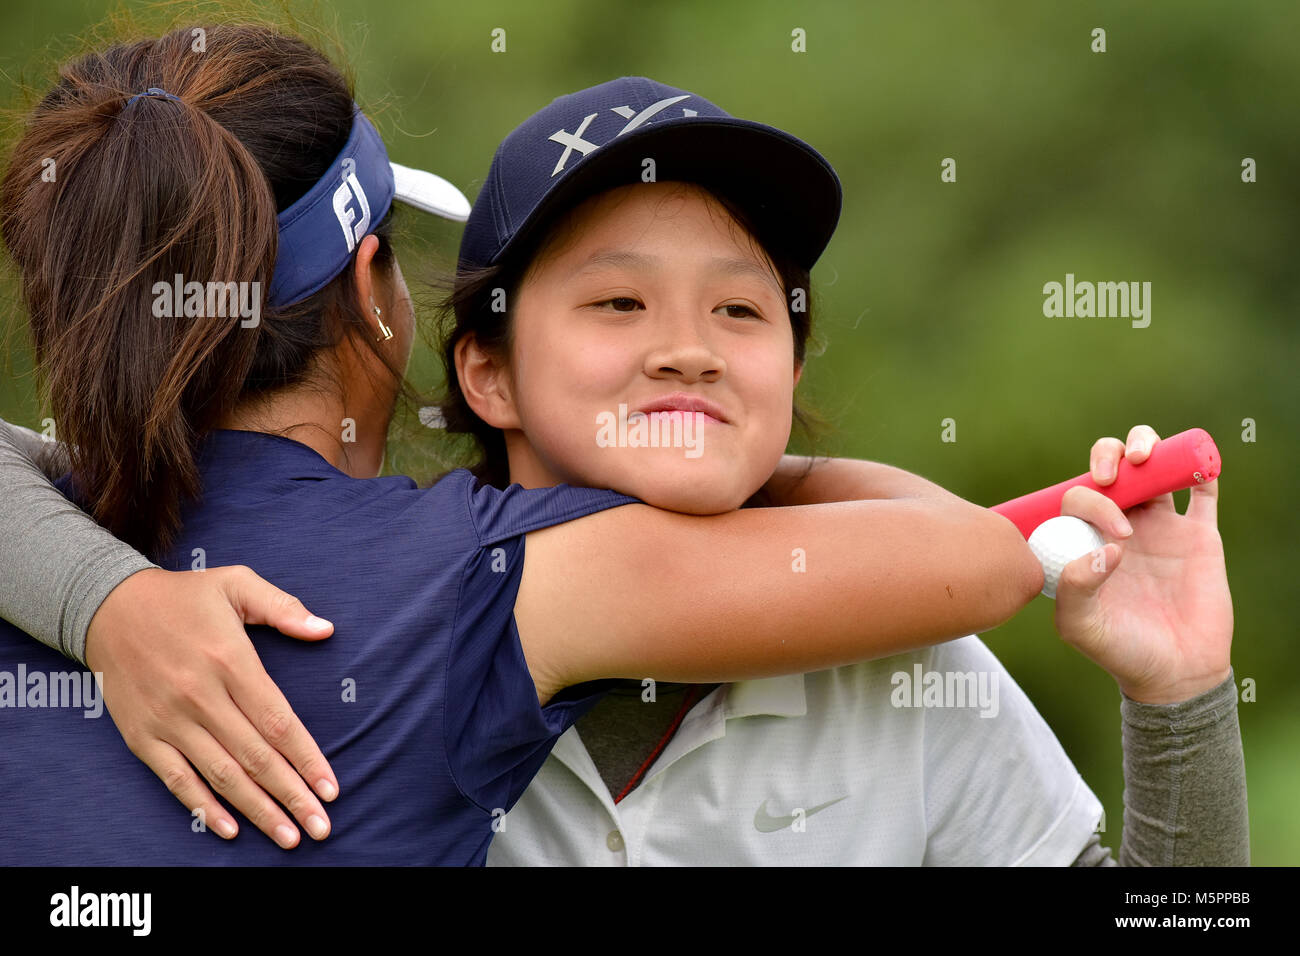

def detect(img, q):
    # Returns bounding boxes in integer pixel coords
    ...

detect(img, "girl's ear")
[455,333,521,430]
[352,234,388,339]
[793,360,804,389]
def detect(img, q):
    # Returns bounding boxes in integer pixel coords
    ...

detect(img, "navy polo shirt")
[0,430,637,865]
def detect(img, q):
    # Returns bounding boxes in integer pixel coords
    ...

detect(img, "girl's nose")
[643,340,725,383]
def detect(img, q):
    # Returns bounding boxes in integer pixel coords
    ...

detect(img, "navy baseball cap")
[269,107,472,307]
[458,77,841,274]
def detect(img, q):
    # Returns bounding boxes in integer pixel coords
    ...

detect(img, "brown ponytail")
[1,24,401,557]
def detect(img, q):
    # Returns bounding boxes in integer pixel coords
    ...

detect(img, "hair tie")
[124,87,183,107]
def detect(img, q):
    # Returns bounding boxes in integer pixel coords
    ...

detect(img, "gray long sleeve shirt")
[0,417,1249,865]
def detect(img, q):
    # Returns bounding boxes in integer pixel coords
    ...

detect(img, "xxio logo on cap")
[547,95,699,176]
[333,170,371,253]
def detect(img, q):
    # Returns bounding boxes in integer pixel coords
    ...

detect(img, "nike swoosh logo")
[753,795,848,833]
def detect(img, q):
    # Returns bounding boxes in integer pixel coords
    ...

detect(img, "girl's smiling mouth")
[634,392,730,425]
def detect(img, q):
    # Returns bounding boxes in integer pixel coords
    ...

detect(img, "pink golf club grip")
[990,428,1221,539]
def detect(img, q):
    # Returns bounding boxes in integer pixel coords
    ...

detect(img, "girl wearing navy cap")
[434,81,1242,865]
[0,36,1240,865]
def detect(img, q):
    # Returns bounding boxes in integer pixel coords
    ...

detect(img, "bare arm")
[518,495,1042,700]
[763,453,971,506]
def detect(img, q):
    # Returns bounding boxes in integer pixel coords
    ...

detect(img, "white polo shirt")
[486,635,1104,866]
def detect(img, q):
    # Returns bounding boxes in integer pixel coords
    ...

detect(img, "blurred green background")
[1,1,1295,863]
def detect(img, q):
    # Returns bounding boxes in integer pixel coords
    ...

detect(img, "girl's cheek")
[579,332,641,375]
[742,350,797,410]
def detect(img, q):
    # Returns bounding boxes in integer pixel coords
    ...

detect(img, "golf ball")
[1028,516,1106,599]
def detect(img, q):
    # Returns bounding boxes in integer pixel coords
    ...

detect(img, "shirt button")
[606,830,625,852]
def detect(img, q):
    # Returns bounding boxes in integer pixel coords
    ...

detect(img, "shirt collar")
[550,673,810,809]
[197,429,350,482]
[618,674,808,793]
[721,673,809,720]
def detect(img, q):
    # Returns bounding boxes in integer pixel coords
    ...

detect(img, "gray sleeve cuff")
[60,551,159,665]
[1117,670,1250,866]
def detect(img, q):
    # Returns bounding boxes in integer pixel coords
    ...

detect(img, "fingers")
[1091,424,1163,484]
[1132,492,1178,518]
[1056,489,1127,612]
[1091,425,1174,513]
[1187,476,1220,525]
[1057,541,1125,601]
[164,719,315,849]
[136,739,240,841]
[223,566,334,641]
[1124,425,1161,464]
[218,567,340,806]
[1089,437,1126,485]
[1061,485,1134,539]
[224,658,340,813]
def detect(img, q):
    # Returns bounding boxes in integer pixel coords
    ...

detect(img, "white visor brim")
[391,161,471,222]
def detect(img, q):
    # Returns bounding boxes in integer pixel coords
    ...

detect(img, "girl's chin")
[636,495,741,515]
[612,471,757,515]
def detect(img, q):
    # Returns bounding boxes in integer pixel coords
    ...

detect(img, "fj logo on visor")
[333,170,372,253]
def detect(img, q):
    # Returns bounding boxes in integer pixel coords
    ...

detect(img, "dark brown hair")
[1,23,409,557]
[435,185,822,490]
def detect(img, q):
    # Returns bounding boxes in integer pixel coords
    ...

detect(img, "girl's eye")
[595,297,642,312]
[720,303,760,319]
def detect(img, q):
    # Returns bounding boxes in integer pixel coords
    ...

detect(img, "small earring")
[373,304,393,342]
